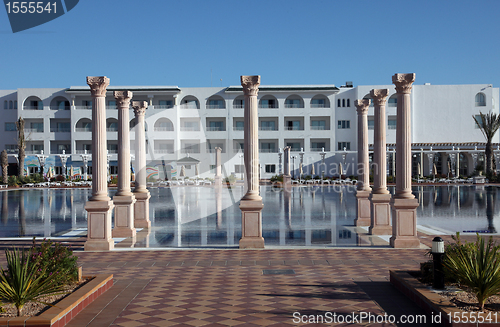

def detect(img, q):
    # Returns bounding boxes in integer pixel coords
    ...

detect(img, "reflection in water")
[0,185,499,247]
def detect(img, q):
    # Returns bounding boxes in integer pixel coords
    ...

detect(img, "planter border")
[391,270,500,326]
[0,274,113,327]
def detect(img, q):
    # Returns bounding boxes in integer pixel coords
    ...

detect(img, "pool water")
[0,185,498,248]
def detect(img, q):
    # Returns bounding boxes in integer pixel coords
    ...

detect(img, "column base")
[355,190,371,226]
[369,193,392,235]
[134,191,151,229]
[84,200,114,251]
[112,195,136,238]
[389,197,420,248]
[239,199,265,249]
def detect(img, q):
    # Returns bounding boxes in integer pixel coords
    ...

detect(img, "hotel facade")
[0,81,498,180]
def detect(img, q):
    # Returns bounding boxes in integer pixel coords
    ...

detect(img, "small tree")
[1,150,8,184]
[15,118,26,179]
[473,112,500,176]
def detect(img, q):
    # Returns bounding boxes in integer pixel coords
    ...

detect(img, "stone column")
[239,75,264,249]
[390,73,420,248]
[84,76,114,251]
[112,91,136,239]
[132,101,151,229]
[427,149,435,177]
[354,99,371,226]
[59,150,70,179]
[214,147,222,187]
[283,146,291,189]
[368,89,392,235]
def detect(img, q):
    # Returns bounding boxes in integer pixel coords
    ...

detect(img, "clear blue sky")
[1,0,499,89]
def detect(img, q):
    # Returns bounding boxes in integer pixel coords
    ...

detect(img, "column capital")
[215,147,222,153]
[370,89,390,106]
[86,76,109,97]
[132,101,148,116]
[114,91,133,108]
[240,75,260,96]
[355,99,370,114]
[392,73,415,94]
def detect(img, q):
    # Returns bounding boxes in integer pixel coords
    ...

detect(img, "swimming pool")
[0,185,497,248]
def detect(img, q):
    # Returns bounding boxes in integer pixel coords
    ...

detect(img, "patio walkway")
[62,245,442,327]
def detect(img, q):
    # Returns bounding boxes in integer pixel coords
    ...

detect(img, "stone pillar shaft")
[115,91,133,196]
[354,99,371,227]
[89,78,110,202]
[284,147,291,176]
[371,89,389,194]
[214,147,222,186]
[356,100,371,192]
[133,101,148,193]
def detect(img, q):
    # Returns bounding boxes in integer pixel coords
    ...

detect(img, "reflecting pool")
[0,185,498,248]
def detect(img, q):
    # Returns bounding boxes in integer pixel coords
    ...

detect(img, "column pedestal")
[84,200,114,251]
[112,195,136,238]
[389,197,420,248]
[369,193,392,235]
[134,191,151,229]
[239,199,264,249]
[355,190,371,226]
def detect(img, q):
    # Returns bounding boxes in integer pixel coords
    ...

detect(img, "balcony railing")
[310,126,328,130]
[50,106,70,110]
[6,149,18,154]
[75,128,92,132]
[155,105,173,109]
[258,105,278,109]
[259,148,278,153]
[25,150,43,154]
[206,105,225,109]
[154,127,174,132]
[75,106,92,110]
[24,129,44,133]
[181,149,200,154]
[206,126,225,131]
[233,104,244,109]
[75,150,91,154]
[180,127,200,131]
[180,104,199,109]
[154,149,174,154]
[284,104,303,108]
[206,149,225,153]
[388,124,397,130]
[290,148,302,152]
[310,104,329,108]
[233,126,244,131]
[50,128,70,133]
[23,106,43,110]
[107,149,118,154]
[259,126,278,131]
[310,147,329,152]
[286,126,303,131]
[106,128,118,132]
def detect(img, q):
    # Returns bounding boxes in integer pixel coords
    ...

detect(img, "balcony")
[284,104,303,109]
[154,149,174,154]
[233,104,244,109]
[311,148,329,152]
[233,126,244,131]
[206,126,225,132]
[75,106,92,110]
[50,128,70,133]
[6,149,18,154]
[206,105,225,109]
[24,129,44,133]
[75,128,91,132]
[180,126,200,132]
[181,149,200,154]
[25,150,43,155]
[154,127,174,132]
[311,104,329,108]
[286,126,303,131]
[155,105,173,109]
[310,126,328,130]
[206,148,225,153]
[106,128,118,132]
[259,126,278,131]
[23,106,43,110]
[259,148,278,153]
[75,150,91,154]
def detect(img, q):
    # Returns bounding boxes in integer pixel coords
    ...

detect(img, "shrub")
[270,174,283,183]
[109,177,118,185]
[0,247,69,316]
[29,238,79,286]
[443,233,500,310]
[7,176,20,186]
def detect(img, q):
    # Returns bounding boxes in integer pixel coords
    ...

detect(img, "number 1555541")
[5,2,57,14]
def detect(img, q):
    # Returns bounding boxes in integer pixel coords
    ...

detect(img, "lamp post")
[320,147,326,181]
[80,150,91,181]
[59,150,70,179]
[432,236,445,289]
[299,147,304,181]
[36,150,48,179]
[292,156,296,180]
[342,147,347,177]
[278,147,283,175]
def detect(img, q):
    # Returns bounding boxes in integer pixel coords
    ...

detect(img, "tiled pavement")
[58,245,445,327]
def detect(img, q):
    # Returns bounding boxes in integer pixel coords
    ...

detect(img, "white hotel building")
[0,81,498,180]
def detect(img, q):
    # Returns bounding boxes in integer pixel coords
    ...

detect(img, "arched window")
[3,101,7,110]
[476,93,486,106]
[342,99,345,107]
[346,99,350,107]
[337,99,341,107]
[14,101,17,109]
[9,101,13,109]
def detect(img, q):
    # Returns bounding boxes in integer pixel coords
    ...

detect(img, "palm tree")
[1,150,8,184]
[15,118,26,179]
[473,112,500,175]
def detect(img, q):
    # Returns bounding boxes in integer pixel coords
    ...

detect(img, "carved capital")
[240,75,260,96]
[132,101,148,116]
[86,76,109,97]
[114,91,133,108]
[392,73,415,94]
[355,99,370,114]
[369,89,390,107]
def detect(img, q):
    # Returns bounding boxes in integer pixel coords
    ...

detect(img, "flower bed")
[391,270,500,326]
[0,274,113,327]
